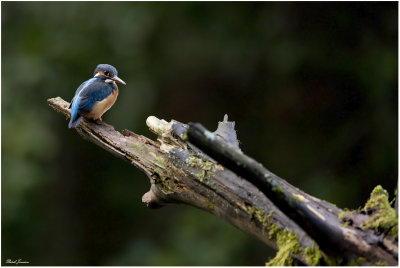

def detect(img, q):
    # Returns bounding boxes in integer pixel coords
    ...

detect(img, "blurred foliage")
[2,2,397,265]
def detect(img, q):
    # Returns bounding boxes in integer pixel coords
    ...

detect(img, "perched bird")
[68,64,126,128]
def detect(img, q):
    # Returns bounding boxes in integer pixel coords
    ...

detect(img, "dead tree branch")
[48,97,397,266]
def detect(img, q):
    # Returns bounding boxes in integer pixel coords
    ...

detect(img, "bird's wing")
[69,79,97,108]
[78,80,114,114]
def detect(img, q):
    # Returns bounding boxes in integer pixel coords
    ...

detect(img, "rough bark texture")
[48,97,398,266]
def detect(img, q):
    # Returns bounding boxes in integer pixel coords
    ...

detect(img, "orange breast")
[84,89,119,120]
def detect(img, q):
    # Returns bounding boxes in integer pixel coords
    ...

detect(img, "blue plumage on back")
[68,78,98,128]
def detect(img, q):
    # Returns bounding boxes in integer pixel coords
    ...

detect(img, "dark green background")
[2,2,397,265]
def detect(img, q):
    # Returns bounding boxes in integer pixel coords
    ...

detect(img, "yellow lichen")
[187,157,203,167]
[187,157,215,181]
[205,199,214,210]
[155,156,167,167]
[182,131,188,140]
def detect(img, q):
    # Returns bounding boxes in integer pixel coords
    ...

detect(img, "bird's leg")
[93,117,103,125]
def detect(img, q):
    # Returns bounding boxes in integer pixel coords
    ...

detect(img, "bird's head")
[93,64,126,85]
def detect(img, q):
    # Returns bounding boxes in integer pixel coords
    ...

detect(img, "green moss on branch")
[247,205,330,266]
[266,229,302,266]
[361,185,398,239]
[338,185,398,240]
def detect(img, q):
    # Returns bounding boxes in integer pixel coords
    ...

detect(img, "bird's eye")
[105,72,110,76]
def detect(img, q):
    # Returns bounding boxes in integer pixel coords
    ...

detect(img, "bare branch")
[48,96,397,266]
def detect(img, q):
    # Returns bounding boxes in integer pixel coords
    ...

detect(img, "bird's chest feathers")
[86,89,119,119]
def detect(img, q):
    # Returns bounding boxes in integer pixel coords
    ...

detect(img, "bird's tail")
[68,96,82,128]
[68,115,82,128]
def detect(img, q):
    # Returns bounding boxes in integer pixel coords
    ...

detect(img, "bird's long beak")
[112,76,126,85]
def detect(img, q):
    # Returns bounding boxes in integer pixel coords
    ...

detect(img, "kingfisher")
[68,64,126,128]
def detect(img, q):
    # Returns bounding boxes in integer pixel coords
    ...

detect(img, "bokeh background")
[2,2,397,266]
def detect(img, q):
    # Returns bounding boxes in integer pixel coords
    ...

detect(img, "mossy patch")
[338,208,354,221]
[246,205,303,266]
[347,257,366,266]
[257,187,396,266]
[125,155,134,162]
[246,205,337,266]
[338,185,398,239]
[274,185,285,198]
[356,257,366,266]
[266,229,302,266]
[246,205,317,266]
[338,208,357,227]
[303,244,342,266]
[361,185,398,238]
[304,245,323,266]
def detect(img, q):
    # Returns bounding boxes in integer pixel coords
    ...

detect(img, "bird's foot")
[94,117,103,125]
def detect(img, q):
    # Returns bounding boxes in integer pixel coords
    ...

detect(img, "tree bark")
[48,97,397,266]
